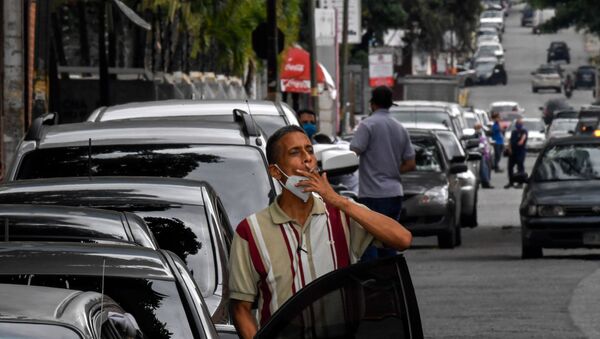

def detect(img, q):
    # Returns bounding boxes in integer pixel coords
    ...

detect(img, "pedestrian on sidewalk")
[491,112,505,172]
[350,86,416,260]
[504,118,528,189]
[475,123,494,189]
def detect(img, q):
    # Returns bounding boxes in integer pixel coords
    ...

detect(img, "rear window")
[252,115,287,139]
[0,275,200,339]
[0,322,81,339]
[16,144,273,227]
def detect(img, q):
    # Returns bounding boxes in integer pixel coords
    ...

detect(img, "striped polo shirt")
[228,195,375,326]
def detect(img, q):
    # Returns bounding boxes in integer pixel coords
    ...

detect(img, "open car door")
[255,255,423,339]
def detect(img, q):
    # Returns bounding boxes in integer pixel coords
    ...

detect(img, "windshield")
[499,112,522,121]
[522,120,544,131]
[0,323,81,339]
[534,144,600,181]
[16,145,273,227]
[435,131,465,160]
[475,61,496,73]
[478,45,500,53]
[412,139,444,172]
[464,116,478,128]
[0,276,200,339]
[253,115,287,140]
[481,11,501,18]
[390,110,451,126]
[549,119,577,132]
[536,68,557,75]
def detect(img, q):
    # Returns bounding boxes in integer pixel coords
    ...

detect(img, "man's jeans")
[357,196,402,261]
[493,143,504,170]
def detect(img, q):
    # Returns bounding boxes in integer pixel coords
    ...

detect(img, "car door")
[254,255,423,339]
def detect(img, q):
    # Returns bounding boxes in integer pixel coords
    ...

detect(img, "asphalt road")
[406,3,600,338]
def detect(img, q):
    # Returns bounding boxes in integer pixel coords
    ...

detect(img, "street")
[407,3,600,338]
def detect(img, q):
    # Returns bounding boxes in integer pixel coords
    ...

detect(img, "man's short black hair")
[297,109,316,119]
[266,125,307,164]
[370,86,393,109]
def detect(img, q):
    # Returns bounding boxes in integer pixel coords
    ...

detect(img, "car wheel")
[465,78,473,87]
[438,220,456,249]
[556,87,561,93]
[532,87,538,93]
[461,192,478,228]
[454,223,462,247]
[522,241,543,259]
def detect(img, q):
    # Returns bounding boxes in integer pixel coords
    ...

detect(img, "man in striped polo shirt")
[229,125,413,338]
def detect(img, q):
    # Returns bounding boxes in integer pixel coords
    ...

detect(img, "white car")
[475,41,505,64]
[477,26,502,43]
[489,101,525,117]
[531,64,562,93]
[480,10,505,33]
[505,118,547,151]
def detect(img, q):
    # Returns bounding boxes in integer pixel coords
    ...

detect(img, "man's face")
[269,132,316,181]
[299,113,316,125]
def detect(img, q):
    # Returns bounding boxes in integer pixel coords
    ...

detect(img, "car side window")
[256,256,421,339]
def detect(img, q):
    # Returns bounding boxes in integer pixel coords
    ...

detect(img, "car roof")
[475,57,499,64]
[35,119,250,148]
[401,121,451,131]
[0,283,117,335]
[544,135,600,147]
[490,101,519,106]
[0,177,212,207]
[90,99,289,122]
[0,242,174,279]
[478,41,502,47]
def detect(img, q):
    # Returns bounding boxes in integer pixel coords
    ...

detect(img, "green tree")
[530,0,600,36]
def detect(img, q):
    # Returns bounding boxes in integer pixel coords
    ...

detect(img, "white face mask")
[274,164,311,203]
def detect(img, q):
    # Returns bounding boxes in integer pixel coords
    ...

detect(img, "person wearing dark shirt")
[504,118,528,189]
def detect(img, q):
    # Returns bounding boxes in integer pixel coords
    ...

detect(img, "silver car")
[531,65,562,93]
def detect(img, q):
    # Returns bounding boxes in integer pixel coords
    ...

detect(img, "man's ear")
[269,164,283,181]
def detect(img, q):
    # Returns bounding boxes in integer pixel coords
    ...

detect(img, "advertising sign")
[369,48,394,87]
[320,0,361,44]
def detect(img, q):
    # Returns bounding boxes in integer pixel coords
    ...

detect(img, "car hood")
[530,181,600,205]
[401,172,447,194]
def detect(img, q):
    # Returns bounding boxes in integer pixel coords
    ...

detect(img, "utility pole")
[266,0,280,102]
[2,0,25,176]
[308,0,319,115]
[339,0,349,134]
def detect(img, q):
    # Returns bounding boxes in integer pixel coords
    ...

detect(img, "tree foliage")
[530,0,600,36]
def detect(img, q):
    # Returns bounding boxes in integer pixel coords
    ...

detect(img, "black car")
[0,242,218,338]
[521,4,534,27]
[0,283,143,338]
[0,242,424,339]
[0,203,157,248]
[472,57,507,85]
[520,136,600,258]
[540,98,571,125]
[547,41,570,64]
[574,66,596,89]
[8,114,275,229]
[400,130,468,248]
[0,177,232,323]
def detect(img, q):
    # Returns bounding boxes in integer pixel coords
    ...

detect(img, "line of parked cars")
[0,99,425,338]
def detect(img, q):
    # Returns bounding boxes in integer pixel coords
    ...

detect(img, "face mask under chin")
[274,164,311,203]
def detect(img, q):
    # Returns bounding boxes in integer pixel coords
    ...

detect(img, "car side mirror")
[568,130,575,135]
[467,151,482,161]
[319,149,359,177]
[449,163,468,174]
[540,129,545,133]
[531,72,536,75]
[464,138,480,149]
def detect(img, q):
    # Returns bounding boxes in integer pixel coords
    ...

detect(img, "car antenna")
[88,138,92,180]
[99,258,106,338]
[244,99,262,146]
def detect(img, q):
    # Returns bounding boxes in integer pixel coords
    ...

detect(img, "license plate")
[583,232,600,245]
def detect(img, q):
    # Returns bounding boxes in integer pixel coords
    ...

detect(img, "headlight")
[538,205,565,217]
[526,205,537,216]
[420,185,449,205]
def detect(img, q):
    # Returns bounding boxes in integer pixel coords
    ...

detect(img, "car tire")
[465,78,473,87]
[522,241,543,259]
[438,222,456,249]
[532,87,538,93]
[556,87,561,93]
[461,192,478,228]
[454,223,462,247]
